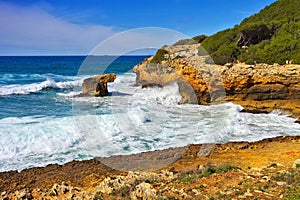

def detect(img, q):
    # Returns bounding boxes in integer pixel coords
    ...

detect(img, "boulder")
[82,73,116,97]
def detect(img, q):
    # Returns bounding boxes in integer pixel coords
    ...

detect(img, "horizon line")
[0,54,154,57]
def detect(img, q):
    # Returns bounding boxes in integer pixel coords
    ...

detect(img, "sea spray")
[1,56,300,172]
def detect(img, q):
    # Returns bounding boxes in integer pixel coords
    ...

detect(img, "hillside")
[200,0,300,65]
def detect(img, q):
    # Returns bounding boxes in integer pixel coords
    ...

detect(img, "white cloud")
[90,27,189,55]
[0,2,118,55]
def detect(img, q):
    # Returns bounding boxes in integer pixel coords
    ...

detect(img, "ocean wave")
[1,103,300,171]
[0,78,83,96]
[0,73,77,81]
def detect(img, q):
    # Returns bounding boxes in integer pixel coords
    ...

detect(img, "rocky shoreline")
[133,44,300,120]
[2,44,300,199]
[1,136,300,199]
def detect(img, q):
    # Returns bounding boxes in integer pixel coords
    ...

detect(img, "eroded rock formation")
[133,44,300,119]
[82,73,116,97]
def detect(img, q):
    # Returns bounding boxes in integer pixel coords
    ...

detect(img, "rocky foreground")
[1,136,300,199]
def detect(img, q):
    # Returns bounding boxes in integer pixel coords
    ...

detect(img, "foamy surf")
[0,78,83,96]
[1,73,300,172]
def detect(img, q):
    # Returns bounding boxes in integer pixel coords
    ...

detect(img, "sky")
[0,0,276,55]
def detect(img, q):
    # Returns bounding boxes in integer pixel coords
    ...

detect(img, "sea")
[1,56,300,172]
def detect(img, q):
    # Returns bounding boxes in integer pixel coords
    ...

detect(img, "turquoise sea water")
[0,56,300,172]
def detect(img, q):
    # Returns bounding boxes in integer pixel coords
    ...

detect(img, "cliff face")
[133,44,300,119]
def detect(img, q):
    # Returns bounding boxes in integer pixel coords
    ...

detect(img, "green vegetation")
[284,187,300,200]
[150,48,169,63]
[93,192,104,200]
[172,35,207,46]
[192,34,207,43]
[273,168,300,199]
[111,186,131,197]
[180,176,194,183]
[172,39,198,46]
[201,0,300,65]
[179,165,241,182]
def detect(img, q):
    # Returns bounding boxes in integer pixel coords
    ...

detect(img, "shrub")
[150,49,169,63]
[172,39,198,46]
[200,0,300,65]
[192,34,207,43]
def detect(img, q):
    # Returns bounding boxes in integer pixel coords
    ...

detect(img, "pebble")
[292,159,300,168]
[277,181,287,187]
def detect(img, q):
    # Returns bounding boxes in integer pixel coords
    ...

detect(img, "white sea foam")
[0,78,83,96]
[1,73,300,172]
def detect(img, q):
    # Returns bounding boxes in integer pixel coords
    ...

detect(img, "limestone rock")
[131,182,157,200]
[293,159,300,168]
[133,44,300,119]
[82,73,116,97]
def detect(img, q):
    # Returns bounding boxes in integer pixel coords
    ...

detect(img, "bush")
[200,0,300,65]
[150,49,169,63]
[210,43,240,65]
[172,39,198,46]
[192,34,207,43]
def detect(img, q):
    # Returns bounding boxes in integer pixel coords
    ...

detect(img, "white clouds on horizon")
[0,2,190,55]
[0,2,118,55]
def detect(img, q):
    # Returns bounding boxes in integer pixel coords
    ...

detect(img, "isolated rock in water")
[82,73,116,96]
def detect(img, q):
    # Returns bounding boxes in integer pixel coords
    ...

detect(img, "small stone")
[192,189,200,196]
[292,159,300,168]
[50,188,58,196]
[244,189,254,197]
[131,182,156,199]
[277,181,287,187]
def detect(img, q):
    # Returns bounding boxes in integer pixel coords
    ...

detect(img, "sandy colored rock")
[293,159,300,168]
[82,73,116,96]
[1,136,300,199]
[133,44,300,119]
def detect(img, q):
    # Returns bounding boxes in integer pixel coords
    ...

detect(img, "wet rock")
[82,73,116,96]
[141,83,163,89]
[133,45,300,119]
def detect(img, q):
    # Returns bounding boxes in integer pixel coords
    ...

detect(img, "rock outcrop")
[1,136,300,199]
[82,73,116,97]
[133,44,300,119]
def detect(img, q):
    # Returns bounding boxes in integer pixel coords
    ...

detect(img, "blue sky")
[0,0,276,55]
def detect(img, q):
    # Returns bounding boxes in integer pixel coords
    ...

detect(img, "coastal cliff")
[133,43,300,119]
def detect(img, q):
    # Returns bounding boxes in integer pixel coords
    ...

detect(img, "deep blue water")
[0,56,147,118]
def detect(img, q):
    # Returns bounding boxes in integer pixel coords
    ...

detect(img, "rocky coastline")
[1,136,300,199]
[133,44,300,120]
[2,44,300,199]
